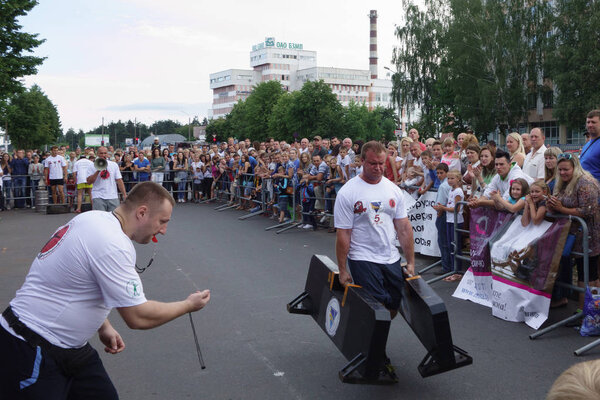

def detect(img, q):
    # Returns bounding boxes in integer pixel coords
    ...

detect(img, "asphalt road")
[1,205,598,400]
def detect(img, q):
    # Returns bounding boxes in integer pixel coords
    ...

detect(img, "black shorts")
[0,325,118,399]
[347,259,405,310]
[49,179,64,186]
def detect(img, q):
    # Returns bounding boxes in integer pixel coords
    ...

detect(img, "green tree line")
[392,0,600,140]
[206,80,398,143]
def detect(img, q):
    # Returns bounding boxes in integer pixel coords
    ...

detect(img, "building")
[208,36,393,118]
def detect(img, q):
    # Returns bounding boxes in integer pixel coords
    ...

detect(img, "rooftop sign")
[252,37,303,51]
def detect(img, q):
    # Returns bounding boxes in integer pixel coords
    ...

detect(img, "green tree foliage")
[0,0,46,111]
[287,80,344,139]
[205,80,397,144]
[545,0,600,130]
[244,81,285,141]
[4,84,60,149]
[393,0,552,139]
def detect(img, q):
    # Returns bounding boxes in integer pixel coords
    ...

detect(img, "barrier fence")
[8,168,600,354]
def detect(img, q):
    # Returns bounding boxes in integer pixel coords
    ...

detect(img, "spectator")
[190,153,204,202]
[546,360,600,400]
[462,144,481,190]
[237,154,253,210]
[435,170,465,282]
[398,137,413,178]
[324,156,344,232]
[1,153,11,210]
[273,165,291,223]
[548,154,600,309]
[418,150,435,195]
[72,155,93,213]
[580,109,600,182]
[133,152,151,183]
[87,146,127,212]
[456,132,467,155]
[43,146,67,205]
[522,128,547,180]
[469,149,532,209]
[300,154,328,229]
[150,148,165,185]
[440,137,462,172]
[120,154,134,192]
[544,147,562,193]
[161,148,173,197]
[408,128,427,151]
[384,143,400,184]
[174,151,189,203]
[28,154,44,205]
[10,149,29,208]
[299,138,310,154]
[336,146,352,180]
[521,132,532,155]
[490,177,529,213]
[353,140,364,158]
[433,163,452,274]
[521,180,549,226]
[425,137,436,150]
[289,148,300,172]
[506,132,526,168]
[342,137,356,162]
[210,155,222,201]
[298,152,312,173]
[470,145,496,195]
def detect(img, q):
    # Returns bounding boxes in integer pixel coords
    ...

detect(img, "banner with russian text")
[489,215,571,329]
[405,191,440,257]
[453,208,513,307]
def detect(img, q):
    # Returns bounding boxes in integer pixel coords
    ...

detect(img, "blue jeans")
[12,176,26,208]
[2,180,12,208]
[177,180,186,200]
[436,213,452,272]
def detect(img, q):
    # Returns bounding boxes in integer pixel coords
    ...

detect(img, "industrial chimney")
[369,10,378,79]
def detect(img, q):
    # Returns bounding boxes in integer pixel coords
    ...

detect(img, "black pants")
[0,325,118,399]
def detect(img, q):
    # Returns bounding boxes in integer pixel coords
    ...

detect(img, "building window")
[541,90,553,109]
[567,127,587,145]
[527,92,537,110]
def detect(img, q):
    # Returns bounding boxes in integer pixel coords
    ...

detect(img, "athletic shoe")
[319,215,328,224]
[302,224,312,229]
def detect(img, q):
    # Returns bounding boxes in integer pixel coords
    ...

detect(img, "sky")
[19,0,408,132]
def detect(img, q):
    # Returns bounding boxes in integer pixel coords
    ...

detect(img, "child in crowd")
[441,137,462,172]
[436,170,465,282]
[400,166,424,197]
[274,165,290,223]
[192,159,204,203]
[65,175,76,210]
[418,150,435,195]
[324,156,345,232]
[521,180,549,226]
[348,157,362,179]
[490,177,529,213]
[336,146,351,180]
[432,163,452,274]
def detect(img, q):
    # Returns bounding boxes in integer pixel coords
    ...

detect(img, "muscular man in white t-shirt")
[0,182,210,399]
[43,145,68,204]
[334,141,415,376]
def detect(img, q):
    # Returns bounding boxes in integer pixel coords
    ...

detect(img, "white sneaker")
[303,224,312,229]
[319,215,328,224]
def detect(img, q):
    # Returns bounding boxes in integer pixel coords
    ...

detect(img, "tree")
[243,81,285,142]
[267,92,297,141]
[287,80,344,139]
[0,0,46,112]
[4,84,61,149]
[545,0,600,130]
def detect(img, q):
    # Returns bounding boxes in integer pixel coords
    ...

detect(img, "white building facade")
[209,37,393,118]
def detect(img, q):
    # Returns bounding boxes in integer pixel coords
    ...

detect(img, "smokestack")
[369,10,378,79]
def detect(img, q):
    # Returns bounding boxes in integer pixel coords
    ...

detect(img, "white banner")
[454,269,493,307]
[406,191,440,257]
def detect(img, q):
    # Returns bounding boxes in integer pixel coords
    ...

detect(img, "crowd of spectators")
[1,110,599,308]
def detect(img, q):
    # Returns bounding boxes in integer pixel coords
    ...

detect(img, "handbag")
[285,186,294,195]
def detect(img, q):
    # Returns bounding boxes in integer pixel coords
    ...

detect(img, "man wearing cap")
[311,136,328,158]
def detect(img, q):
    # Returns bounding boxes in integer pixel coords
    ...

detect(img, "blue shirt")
[133,158,150,181]
[580,138,600,182]
[435,179,451,208]
[10,157,29,176]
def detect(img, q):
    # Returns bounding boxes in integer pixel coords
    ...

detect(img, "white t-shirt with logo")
[92,160,122,200]
[446,187,464,224]
[334,175,408,264]
[73,158,93,185]
[1,211,146,348]
[43,155,67,179]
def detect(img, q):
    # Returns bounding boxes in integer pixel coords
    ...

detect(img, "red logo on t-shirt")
[389,198,396,208]
[38,225,70,259]
[353,201,366,214]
